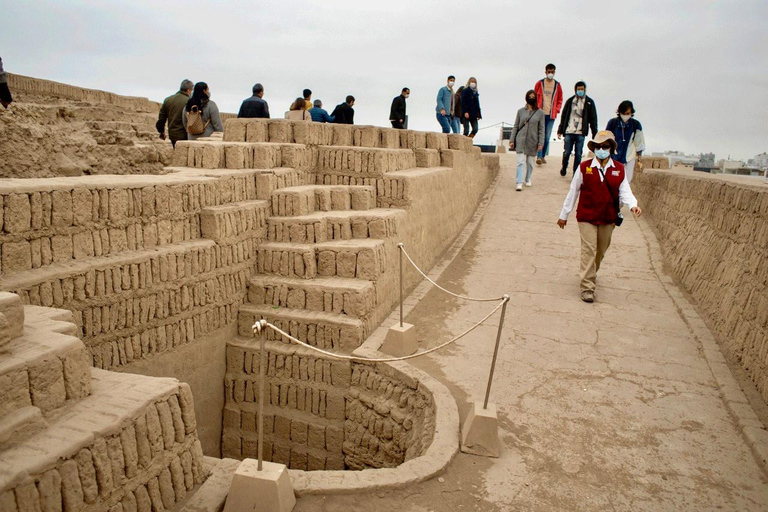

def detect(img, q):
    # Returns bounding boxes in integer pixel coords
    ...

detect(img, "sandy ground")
[295,155,768,511]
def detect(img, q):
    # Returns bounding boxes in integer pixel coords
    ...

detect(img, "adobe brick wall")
[633,169,768,403]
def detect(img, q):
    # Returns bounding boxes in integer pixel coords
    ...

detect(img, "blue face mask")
[594,148,611,160]
[576,90,585,97]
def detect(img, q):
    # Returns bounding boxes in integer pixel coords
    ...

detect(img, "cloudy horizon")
[2,0,766,161]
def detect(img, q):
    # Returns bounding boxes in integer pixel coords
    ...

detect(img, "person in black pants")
[389,88,409,129]
[460,77,481,138]
[0,57,12,109]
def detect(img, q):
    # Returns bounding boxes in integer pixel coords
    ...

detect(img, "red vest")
[576,160,625,225]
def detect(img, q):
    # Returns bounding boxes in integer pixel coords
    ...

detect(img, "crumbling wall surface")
[1,74,172,178]
[0,170,270,371]
[221,341,435,471]
[633,169,768,402]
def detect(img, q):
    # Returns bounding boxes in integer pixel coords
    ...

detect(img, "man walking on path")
[557,81,598,176]
[156,79,193,148]
[309,100,334,123]
[535,63,563,165]
[238,83,270,119]
[390,88,409,129]
[331,96,355,125]
[435,75,456,133]
[557,130,642,303]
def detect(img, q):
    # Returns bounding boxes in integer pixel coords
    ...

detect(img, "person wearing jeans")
[435,75,456,133]
[557,81,598,176]
[534,63,563,164]
[509,90,545,191]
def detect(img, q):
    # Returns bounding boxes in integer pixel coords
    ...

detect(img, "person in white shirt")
[557,131,643,303]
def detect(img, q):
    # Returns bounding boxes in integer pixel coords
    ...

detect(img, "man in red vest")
[557,131,643,303]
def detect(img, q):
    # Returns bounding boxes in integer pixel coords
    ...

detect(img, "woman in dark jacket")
[453,85,465,134]
[460,77,481,138]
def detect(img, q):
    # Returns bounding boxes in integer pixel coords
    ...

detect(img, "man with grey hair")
[308,99,335,123]
[156,79,193,147]
[0,57,13,109]
[238,83,270,119]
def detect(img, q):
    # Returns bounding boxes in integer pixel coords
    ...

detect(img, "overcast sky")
[2,0,766,160]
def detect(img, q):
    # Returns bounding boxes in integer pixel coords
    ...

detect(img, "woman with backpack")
[605,100,645,183]
[509,90,545,191]
[182,82,224,140]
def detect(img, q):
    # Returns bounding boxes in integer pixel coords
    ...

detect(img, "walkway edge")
[634,213,768,475]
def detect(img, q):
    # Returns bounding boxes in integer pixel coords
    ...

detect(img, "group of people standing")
[433,76,482,137]
[508,63,645,190]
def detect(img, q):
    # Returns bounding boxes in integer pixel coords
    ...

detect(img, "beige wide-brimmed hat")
[587,130,617,153]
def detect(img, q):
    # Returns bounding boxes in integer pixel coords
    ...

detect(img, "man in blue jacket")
[435,75,456,134]
[309,100,335,123]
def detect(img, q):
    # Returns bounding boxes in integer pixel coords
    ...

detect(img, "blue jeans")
[516,153,535,184]
[436,113,451,133]
[450,116,460,134]
[537,115,555,158]
[562,134,585,174]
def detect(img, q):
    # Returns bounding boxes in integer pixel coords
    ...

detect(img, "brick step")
[173,141,317,171]
[200,199,269,243]
[270,185,376,217]
[0,303,91,418]
[0,291,24,342]
[314,239,388,281]
[247,275,376,319]
[0,239,217,294]
[0,369,206,511]
[316,146,416,178]
[268,208,403,243]
[237,304,365,352]
[256,242,317,279]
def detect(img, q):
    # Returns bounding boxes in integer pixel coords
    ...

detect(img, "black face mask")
[526,96,537,106]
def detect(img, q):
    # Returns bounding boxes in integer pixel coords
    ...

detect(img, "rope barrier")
[252,296,507,363]
[398,244,504,302]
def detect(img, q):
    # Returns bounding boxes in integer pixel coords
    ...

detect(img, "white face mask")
[470,83,477,90]
[447,81,455,87]
[546,73,554,80]
[404,94,410,98]
[621,114,631,122]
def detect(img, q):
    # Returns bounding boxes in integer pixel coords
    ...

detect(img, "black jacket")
[238,96,270,119]
[390,95,406,121]
[460,88,481,119]
[331,103,354,124]
[557,95,597,137]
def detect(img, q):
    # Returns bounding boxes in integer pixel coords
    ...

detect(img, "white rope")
[399,244,504,302]
[251,298,507,363]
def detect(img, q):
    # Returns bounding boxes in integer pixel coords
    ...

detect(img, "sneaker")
[560,168,567,177]
[515,183,523,191]
[581,290,595,303]
[536,157,542,165]
[525,181,532,187]
[541,157,547,164]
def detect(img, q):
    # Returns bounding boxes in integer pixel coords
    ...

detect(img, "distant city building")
[747,152,768,169]
[693,153,716,173]
[652,150,699,167]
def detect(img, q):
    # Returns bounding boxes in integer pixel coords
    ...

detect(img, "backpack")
[186,105,210,135]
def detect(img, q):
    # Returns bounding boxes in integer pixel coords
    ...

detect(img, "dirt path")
[295,156,768,511]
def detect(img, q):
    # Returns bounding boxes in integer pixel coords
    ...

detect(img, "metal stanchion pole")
[483,295,509,410]
[257,329,266,471]
[398,243,404,328]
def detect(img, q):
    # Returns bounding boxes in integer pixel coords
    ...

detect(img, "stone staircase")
[0,291,208,511]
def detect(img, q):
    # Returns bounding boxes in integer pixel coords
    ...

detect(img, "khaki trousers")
[578,222,615,292]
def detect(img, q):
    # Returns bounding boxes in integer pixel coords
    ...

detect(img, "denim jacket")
[435,86,453,114]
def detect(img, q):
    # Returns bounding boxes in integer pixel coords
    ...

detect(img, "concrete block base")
[380,322,418,357]
[460,402,500,457]
[223,459,296,512]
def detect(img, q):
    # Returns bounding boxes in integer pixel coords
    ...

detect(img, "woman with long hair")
[285,98,312,121]
[182,82,224,140]
[459,77,481,138]
[605,100,645,183]
[509,90,545,191]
